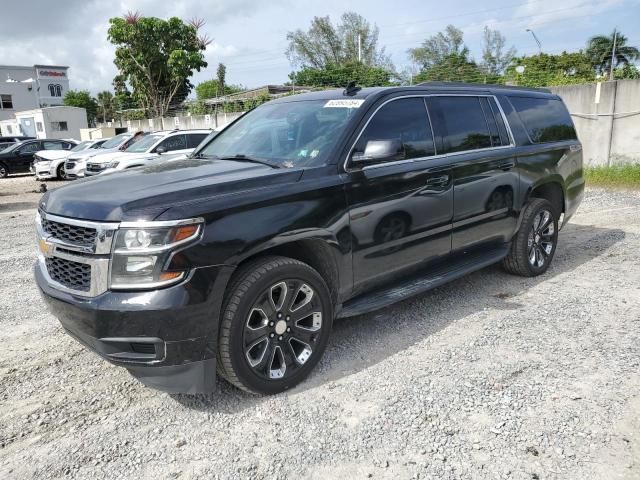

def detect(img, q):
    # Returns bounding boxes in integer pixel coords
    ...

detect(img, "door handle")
[426,174,450,186]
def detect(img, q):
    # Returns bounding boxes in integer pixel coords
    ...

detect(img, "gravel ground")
[0,175,639,480]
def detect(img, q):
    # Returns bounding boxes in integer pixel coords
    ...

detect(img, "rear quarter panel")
[497,93,584,224]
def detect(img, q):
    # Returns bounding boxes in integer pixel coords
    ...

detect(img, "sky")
[1,0,639,96]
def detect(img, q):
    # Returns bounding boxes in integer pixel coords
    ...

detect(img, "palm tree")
[586,31,639,76]
[96,91,115,123]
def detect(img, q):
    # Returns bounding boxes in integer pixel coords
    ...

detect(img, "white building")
[0,65,70,122]
[0,106,87,140]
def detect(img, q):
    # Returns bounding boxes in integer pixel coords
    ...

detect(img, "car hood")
[67,147,121,161]
[88,151,145,164]
[41,157,304,222]
[35,150,70,161]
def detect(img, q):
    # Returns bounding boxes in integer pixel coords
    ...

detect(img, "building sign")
[39,70,66,77]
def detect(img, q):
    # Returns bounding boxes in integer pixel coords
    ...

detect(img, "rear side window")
[510,97,577,143]
[157,134,187,152]
[43,141,63,150]
[431,96,492,153]
[355,97,435,161]
[187,133,209,148]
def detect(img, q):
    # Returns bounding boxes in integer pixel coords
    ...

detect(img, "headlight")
[106,161,119,169]
[110,219,203,289]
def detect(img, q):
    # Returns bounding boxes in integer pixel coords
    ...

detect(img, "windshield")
[70,141,91,152]
[197,99,361,167]
[125,134,163,153]
[101,134,130,149]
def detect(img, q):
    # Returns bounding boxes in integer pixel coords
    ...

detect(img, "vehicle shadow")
[171,224,625,411]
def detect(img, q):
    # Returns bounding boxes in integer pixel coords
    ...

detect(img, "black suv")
[0,138,75,177]
[35,83,584,394]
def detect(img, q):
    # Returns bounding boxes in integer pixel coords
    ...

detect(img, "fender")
[514,176,566,233]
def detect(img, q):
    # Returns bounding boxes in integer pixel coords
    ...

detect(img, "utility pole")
[610,29,618,80]
[358,33,362,63]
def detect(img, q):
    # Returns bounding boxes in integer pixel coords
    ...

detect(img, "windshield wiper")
[217,154,279,169]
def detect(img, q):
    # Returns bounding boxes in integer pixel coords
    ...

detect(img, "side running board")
[338,244,510,318]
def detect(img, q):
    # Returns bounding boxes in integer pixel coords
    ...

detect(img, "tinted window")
[43,141,63,150]
[157,134,187,152]
[489,98,510,145]
[510,96,577,143]
[19,142,40,153]
[432,96,492,153]
[479,97,501,146]
[355,98,435,162]
[187,133,209,148]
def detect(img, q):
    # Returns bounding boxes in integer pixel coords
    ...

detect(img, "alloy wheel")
[243,279,324,381]
[527,209,555,268]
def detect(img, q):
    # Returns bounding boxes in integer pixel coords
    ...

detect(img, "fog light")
[124,256,156,273]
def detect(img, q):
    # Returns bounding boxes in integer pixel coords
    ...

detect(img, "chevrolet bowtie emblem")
[38,238,54,257]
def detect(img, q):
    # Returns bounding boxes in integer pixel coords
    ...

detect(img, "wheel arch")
[229,236,343,306]
[525,178,565,216]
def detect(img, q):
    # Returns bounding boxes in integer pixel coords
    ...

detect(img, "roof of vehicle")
[269,82,556,104]
[0,136,34,141]
[147,129,212,135]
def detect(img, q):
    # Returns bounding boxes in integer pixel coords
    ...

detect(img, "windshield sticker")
[324,99,365,108]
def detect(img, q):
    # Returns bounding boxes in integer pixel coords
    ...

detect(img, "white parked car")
[84,130,210,176]
[33,139,107,180]
[64,132,142,179]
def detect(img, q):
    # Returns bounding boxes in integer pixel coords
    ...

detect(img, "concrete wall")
[98,111,244,133]
[551,79,640,166]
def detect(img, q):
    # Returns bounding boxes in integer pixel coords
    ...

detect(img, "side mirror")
[155,146,166,154]
[351,139,403,166]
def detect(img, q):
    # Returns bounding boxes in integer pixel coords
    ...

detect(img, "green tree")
[195,80,243,99]
[291,61,395,87]
[409,25,465,69]
[586,31,639,76]
[414,51,485,84]
[107,12,210,118]
[63,90,98,125]
[112,74,138,112]
[615,63,640,80]
[481,26,516,76]
[504,52,596,87]
[96,91,115,123]
[217,63,226,97]
[286,12,392,68]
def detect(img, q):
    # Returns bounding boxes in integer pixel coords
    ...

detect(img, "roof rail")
[415,81,551,93]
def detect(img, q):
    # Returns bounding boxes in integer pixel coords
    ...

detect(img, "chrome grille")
[86,163,106,172]
[41,218,97,246]
[45,257,92,292]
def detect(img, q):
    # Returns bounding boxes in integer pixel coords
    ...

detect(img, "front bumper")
[35,262,233,393]
[35,163,55,179]
[65,161,86,179]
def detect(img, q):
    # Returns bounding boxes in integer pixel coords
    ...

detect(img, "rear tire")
[217,256,333,394]
[502,198,559,277]
[0,163,7,178]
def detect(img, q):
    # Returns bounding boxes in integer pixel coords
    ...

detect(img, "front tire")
[0,163,7,178]
[217,256,333,394]
[503,198,559,277]
[56,164,67,180]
